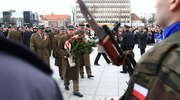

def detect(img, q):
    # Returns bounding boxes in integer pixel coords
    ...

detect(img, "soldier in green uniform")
[121,0,180,100]
[7,27,23,44]
[46,28,58,51]
[76,24,94,79]
[59,29,83,97]
[30,28,51,65]
[53,28,67,80]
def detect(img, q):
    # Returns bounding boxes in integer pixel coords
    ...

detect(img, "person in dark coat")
[120,25,135,74]
[121,25,135,51]
[3,28,9,38]
[0,28,5,39]
[137,28,148,55]
[22,27,34,48]
[0,38,63,100]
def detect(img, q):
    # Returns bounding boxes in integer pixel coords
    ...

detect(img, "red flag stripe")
[64,41,71,50]
[132,90,146,100]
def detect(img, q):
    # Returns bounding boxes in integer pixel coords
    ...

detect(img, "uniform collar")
[162,22,180,39]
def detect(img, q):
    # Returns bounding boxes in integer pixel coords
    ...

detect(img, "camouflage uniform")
[121,31,180,100]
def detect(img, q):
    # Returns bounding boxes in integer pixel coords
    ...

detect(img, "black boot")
[88,75,94,78]
[81,75,84,79]
[120,71,127,73]
[73,91,83,97]
[61,76,63,80]
[65,86,69,91]
[94,63,100,66]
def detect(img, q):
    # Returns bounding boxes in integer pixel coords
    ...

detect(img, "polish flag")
[64,40,71,50]
[132,83,148,100]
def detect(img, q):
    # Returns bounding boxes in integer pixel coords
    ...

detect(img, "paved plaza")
[51,45,153,100]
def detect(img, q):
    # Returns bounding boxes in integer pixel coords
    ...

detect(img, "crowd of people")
[0,24,96,97]
[0,23,163,97]
[0,0,180,99]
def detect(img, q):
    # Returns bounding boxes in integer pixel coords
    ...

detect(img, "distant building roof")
[131,13,141,21]
[40,14,71,21]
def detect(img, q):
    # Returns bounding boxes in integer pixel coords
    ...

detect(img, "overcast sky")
[0,0,155,17]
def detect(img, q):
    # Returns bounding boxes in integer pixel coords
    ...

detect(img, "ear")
[169,0,180,11]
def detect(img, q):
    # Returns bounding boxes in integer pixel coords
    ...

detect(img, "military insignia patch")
[132,83,148,100]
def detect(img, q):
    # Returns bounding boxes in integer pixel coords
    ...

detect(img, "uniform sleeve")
[48,36,51,56]
[59,38,68,57]
[148,47,180,100]
[30,35,36,51]
[52,36,58,58]
[7,32,11,39]
[19,31,23,44]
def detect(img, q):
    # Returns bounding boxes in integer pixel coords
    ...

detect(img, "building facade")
[40,14,71,28]
[75,0,131,26]
[3,11,12,26]
[131,13,143,27]
[23,11,39,27]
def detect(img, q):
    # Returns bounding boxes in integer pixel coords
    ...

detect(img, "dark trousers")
[80,66,92,76]
[64,79,79,92]
[94,53,111,64]
[140,48,146,55]
[122,50,135,76]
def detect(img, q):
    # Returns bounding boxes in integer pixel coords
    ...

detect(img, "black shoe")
[107,62,111,64]
[88,75,94,78]
[81,75,84,79]
[94,63,100,66]
[65,86,69,90]
[61,76,63,80]
[120,71,127,74]
[73,92,83,97]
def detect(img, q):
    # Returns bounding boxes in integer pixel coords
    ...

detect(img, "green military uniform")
[48,31,58,50]
[80,50,92,77]
[59,33,81,93]
[121,31,180,100]
[30,32,51,64]
[75,30,93,78]
[53,33,65,79]
[8,30,22,44]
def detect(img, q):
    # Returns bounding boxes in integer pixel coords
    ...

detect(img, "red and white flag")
[64,40,71,51]
[132,83,148,100]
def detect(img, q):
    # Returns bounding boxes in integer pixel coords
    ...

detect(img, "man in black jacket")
[120,25,135,74]
[121,25,135,51]
[22,27,34,48]
[137,28,148,55]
